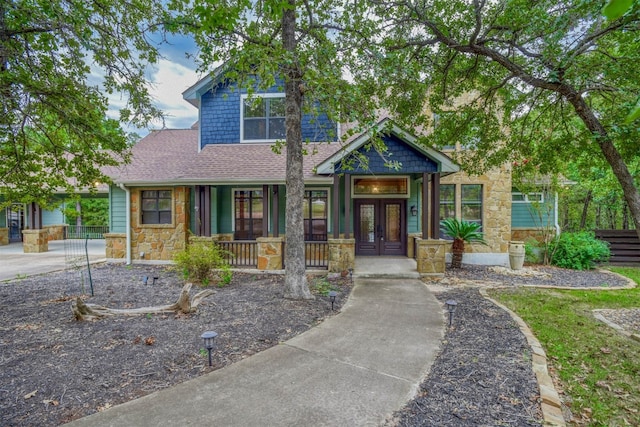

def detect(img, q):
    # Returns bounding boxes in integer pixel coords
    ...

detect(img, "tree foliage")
[370,0,640,239]
[169,0,378,299]
[0,0,166,208]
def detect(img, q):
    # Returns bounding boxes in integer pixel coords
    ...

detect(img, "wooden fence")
[595,230,640,264]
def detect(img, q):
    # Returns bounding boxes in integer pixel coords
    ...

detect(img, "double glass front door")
[355,199,406,256]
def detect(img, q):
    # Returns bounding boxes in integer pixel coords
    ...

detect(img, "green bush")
[173,242,232,286]
[548,231,610,270]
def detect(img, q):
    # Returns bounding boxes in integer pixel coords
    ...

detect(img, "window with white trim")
[242,95,286,142]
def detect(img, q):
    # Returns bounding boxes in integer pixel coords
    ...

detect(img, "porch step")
[354,256,420,279]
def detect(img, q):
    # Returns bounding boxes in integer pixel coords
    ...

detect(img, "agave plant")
[441,218,488,269]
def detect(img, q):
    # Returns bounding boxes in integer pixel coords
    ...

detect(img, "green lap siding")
[109,186,127,233]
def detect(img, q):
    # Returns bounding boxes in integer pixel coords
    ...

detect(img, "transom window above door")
[352,176,409,198]
[241,95,286,142]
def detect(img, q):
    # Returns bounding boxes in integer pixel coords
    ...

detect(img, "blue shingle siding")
[200,83,242,146]
[199,80,337,147]
[336,135,438,174]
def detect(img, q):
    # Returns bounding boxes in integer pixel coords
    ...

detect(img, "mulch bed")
[0,265,351,426]
[0,263,633,426]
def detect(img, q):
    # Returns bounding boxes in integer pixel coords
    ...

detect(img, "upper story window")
[141,190,172,225]
[242,94,286,142]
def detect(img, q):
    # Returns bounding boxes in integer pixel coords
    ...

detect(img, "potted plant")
[441,218,488,269]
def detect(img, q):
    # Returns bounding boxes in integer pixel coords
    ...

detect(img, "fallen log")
[72,283,215,321]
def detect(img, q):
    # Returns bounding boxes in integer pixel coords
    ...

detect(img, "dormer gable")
[183,71,338,150]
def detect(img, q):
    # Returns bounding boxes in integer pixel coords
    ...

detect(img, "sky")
[106,33,204,137]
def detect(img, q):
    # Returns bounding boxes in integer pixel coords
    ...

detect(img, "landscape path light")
[329,291,337,311]
[445,300,458,327]
[348,268,353,283]
[201,331,218,367]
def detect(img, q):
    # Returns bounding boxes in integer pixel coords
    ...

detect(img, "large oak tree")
[170,0,378,298]
[0,0,166,207]
[372,0,640,238]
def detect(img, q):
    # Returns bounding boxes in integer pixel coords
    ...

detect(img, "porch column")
[332,174,340,239]
[422,173,429,239]
[431,173,440,239]
[262,184,269,237]
[272,185,279,238]
[344,173,351,239]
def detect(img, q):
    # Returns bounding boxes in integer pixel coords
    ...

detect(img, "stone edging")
[592,310,640,343]
[479,288,566,427]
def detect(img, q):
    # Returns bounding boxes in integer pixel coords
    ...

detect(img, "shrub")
[173,242,232,286]
[524,238,544,264]
[548,231,610,270]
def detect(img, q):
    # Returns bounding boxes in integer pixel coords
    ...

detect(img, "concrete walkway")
[0,240,106,281]
[68,276,445,426]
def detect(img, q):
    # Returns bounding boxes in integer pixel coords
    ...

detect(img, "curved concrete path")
[68,278,444,426]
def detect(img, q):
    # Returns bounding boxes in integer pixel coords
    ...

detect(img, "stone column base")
[105,233,126,259]
[328,238,355,273]
[22,229,48,253]
[257,237,284,270]
[416,238,447,278]
[0,228,8,246]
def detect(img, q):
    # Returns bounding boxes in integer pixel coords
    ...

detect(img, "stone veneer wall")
[440,164,512,255]
[511,228,555,243]
[22,229,48,253]
[45,225,65,241]
[327,239,355,273]
[105,233,126,259]
[415,238,446,277]
[0,228,8,246]
[257,237,284,270]
[130,187,190,261]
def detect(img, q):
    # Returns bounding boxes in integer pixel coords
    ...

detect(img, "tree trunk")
[282,0,312,300]
[450,238,464,269]
[72,283,214,321]
[565,93,640,240]
[579,189,592,230]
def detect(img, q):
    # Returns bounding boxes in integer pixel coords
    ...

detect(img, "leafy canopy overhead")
[0,0,167,207]
[370,0,640,236]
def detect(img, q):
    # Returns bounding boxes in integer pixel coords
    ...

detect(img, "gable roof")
[315,118,459,175]
[106,129,343,185]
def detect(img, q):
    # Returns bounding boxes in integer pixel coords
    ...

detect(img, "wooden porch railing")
[217,241,258,268]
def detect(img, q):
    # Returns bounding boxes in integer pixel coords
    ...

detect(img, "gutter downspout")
[554,191,561,236]
[118,183,132,265]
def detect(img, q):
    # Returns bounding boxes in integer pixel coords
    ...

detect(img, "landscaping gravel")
[0,262,634,426]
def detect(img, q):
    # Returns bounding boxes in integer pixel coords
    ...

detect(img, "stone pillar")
[22,229,48,253]
[416,238,447,278]
[46,225,65,241]
[104,233,126,259]
[257,237,284,270]
[327,238,355,273]
[0,228,8,246]
[407,233,422,259]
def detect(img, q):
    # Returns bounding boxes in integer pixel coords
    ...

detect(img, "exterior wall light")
[445,300,458,326]
[201,331,218,366]
[410,205,418,216]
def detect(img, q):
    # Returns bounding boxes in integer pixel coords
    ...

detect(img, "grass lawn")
[489,267,640,426]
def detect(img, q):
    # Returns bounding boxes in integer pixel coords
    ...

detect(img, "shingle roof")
[107,129,344,185]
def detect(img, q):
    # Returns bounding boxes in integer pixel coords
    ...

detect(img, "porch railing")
[217,241,258,268]
[305,241,329,269]
[65,225,109,239]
